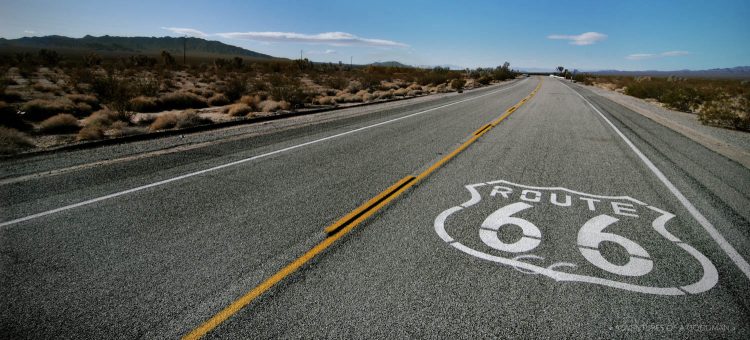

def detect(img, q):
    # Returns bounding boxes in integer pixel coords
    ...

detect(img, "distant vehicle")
[522,74,529,77]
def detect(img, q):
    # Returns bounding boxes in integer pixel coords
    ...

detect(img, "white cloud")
[23,30,36,34]
[161,27,208,38]
[660,50,689,57]
[306,49,337,55]
[626,53,655,60]
[547,32,607,46]
[215,31,408,47]
[626,51,690,60]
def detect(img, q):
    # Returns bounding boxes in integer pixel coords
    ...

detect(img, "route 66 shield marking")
[434,180,718,295]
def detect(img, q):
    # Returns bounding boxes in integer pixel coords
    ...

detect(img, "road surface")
[1,77,748,338]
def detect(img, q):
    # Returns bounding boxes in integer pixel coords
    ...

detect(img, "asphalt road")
[2,77,749,338]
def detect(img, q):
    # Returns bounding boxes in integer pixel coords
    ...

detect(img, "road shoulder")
[578,83,750,169]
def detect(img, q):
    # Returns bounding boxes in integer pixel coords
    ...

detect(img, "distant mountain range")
[589,66,750,79]
[0,35,275,59]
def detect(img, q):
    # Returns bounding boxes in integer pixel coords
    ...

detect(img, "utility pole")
[183,35,186,65]
[300,49,303,60]
[350,56,352,69]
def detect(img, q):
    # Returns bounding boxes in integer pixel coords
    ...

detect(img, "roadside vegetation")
[0,49,520,154]
[581,75,749,131]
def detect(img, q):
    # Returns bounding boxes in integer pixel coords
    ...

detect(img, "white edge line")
[0,80,530,228]
[560,80,750,281]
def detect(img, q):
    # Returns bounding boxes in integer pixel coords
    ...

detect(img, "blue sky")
[1,0,748,70]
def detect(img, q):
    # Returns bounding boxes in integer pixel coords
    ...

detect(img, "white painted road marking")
[561,80,750,281]
[434,179,719,295]
[0,80,528,228]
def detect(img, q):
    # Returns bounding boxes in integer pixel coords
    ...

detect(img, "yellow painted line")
[473,123,492,136]
[183,79,543,339]
[184,175,416,340]
[324,176,417,235]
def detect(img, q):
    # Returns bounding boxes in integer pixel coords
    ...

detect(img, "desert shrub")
[356,90,373,102]
[21,98,76,121]
[91,74,132,112]
[491,62,515,81]
[0,101,32,130]
[258,100,290,112]
[132,78,159,97]
[0,126,35,154]
[315,96,337,105]
[207,93,230,106]
[227,103,253,116]
[108,121,143,137]
[345,80,363,93]
[239,95,261,109]
[149,110,209,131]
[450,78,466,91]
[38,49,61,66]
[128,96,160,112]
[149,113,178,131]
[333,93,358,103]
[33,83,60,93]
[324,76,349,90]
[175,110,210,128]
[373,90,394,100]
[66,94,100,107]
[76,125,104,141]
[269,84,307,109]
[1,89,24,103]
[393,88,409,96]
[222,76,248,101]
[477,76,493,85]
[158,91,207,110]
[83,109,130,128]
[39,113,80,134]
[699,99,750,131]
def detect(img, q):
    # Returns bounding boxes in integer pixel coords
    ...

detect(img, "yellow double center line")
[183,79,542,339]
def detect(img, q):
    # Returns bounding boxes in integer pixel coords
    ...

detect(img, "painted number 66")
[479,202,654,277]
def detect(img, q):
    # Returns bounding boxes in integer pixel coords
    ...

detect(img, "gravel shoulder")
[581,83,750,169]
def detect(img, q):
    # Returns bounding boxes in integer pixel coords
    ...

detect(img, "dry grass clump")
[239,94,262,109]
[258,100,290,112]
[0,126,35,154]
[226,103,254,117]
[83,109,130,128]
[32,82,61,93]
[372,90,394,100]
[315,96,337,105]
[76,125,104,141]
[149,110,209,131]
[128,96,160,112]
[21,98,76,121]
[207,93,230,106]
[334,92,362,103]
[108,120,144,137]
[39,113,80,134]
[158,91,208,110]
[393,88,409,97]
[356,90,373,102]
[65,94,101,116]
[345,80,363,93]
[66,94,99,107]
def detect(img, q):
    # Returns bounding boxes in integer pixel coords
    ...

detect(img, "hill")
[369,61,412,68]
[0,35,276,59]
